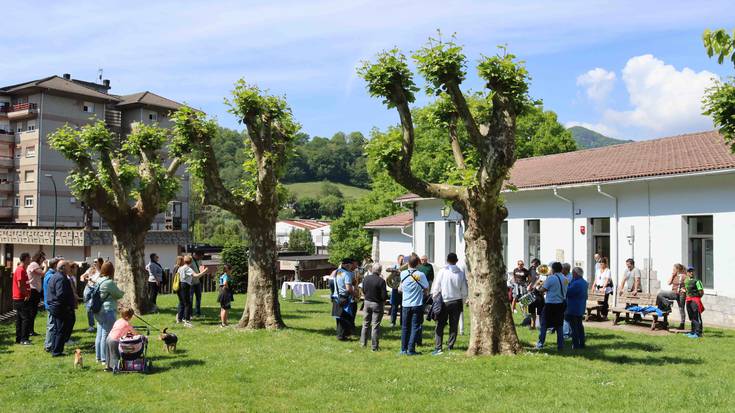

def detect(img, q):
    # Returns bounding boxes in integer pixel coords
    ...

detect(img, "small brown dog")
[74,348,83,369]
[159,328,178,353]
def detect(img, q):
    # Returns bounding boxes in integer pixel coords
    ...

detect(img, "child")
[217,264,234,327]
[106,308,139,371]
[684,267,705,338]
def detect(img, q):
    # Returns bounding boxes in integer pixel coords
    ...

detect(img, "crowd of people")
[329,252,468,355]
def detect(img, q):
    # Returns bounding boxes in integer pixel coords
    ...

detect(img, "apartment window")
[526,219,541,263]
[24,195,33,207]
[82,102,95,113]
[25,146,36,158]
[425,222,435,263]
[688,216,714,289]
[446,222,457,256]
[14,196,19,207]
[148,112,158,121]
[24,170,35,182]
[27,121,36,131]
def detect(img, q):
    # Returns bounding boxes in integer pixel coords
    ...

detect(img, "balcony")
[0,105,8,119]
[0,130,14,144]
[0,207,11,219]
[7,103,38,120]
[105,109,122,128]
[0,156,14,170]
[0,182,12,192]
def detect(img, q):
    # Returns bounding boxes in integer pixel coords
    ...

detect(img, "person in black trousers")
[46,260,76,356]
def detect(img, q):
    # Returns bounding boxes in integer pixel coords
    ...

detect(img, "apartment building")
[0,74,191,268]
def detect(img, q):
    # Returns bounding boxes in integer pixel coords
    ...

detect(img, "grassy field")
[284,181,370,200]
[1,291,733,412]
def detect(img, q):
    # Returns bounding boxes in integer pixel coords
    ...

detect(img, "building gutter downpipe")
[597,185,619,308]
[552,187,574,264]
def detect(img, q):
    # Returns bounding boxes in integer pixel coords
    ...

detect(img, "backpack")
[86,279,109,313]
[172,271,180,293]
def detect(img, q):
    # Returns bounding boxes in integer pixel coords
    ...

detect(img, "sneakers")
[18,340,32,346]
[86,327,97,333]
[407,351,421,356]
[432,349,443,356]
[399,350,407,355]
[685,332,701,338]
[183,321,193,328]
[535,342,544,350]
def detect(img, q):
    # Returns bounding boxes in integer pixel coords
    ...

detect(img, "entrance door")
[589,218,610,282]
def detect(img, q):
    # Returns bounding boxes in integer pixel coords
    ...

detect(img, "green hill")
[569,126,632,149]
[285,181,370,200]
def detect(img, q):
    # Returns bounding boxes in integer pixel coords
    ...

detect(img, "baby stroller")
[115,326,152,374]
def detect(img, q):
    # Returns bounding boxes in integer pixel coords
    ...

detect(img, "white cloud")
[576,68,616,104]
[571,55,720,139]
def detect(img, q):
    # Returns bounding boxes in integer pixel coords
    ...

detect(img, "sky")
[1,0,734,140]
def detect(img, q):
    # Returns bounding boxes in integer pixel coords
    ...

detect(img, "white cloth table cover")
[281,281,316,298]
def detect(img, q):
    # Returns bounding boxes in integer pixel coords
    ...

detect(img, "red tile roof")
[395,130,735,201]
[364,211,413,228]
[278,219,330,230]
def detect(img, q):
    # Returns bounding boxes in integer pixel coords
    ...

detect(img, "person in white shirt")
[430,253,468,355]
[592,257,612,318]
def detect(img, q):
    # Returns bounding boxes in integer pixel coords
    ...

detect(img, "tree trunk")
[463,195,522,355]
[238,215,285,329]
[112,231,153,314]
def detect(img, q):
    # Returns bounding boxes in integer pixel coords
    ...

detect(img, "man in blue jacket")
[42,258,59,352]
[564,267,588,349]
[46,260,75,357]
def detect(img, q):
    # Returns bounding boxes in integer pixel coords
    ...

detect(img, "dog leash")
[134,314,162,332]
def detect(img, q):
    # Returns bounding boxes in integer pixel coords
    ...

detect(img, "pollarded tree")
[171,80,299,329]
[359,37,530,355]
[49,121,184,313]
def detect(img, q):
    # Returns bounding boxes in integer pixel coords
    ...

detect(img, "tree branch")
[447,116,466,169]
[445,80,484,149]
[98,151,127,211]
[390,84,467,203]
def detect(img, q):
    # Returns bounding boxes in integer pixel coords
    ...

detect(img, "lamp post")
[44,174,57,257]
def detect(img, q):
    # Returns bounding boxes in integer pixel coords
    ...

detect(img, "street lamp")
[44,174,57,257]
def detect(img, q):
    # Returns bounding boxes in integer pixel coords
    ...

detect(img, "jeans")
[390,289,401,325]
[538,303,565,349]
[360,300,384,350]
[179,283,192,321]
[87,309,95,328]
[191,283,202,316]
[657,291,686,325]
[435,299,462,351]
[401,305,424,353]
[106,338,120,370]
[565,314,585,349]
[13,300,31,343]
[29,289,42,333]
[148,281,160,306]
[45,313,57,350]
[50,311,73,356]
[686,300,703,336]
[95,310,116,362]
[601,292,611,318]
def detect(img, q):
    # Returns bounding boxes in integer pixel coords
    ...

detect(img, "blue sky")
[2,0,733,140]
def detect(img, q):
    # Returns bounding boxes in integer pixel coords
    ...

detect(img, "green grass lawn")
[284,181,370,200]
[1,291,733,412]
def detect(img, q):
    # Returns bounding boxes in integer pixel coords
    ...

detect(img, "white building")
[276,219,330,254]
[366,131,735,327]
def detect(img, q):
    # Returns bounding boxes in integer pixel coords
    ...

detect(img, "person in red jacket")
[12,252,32,345]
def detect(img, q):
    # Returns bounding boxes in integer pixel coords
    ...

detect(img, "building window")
[446,222,457,256]
[526,219,541,263]
[501,221,508,267]
[25,146,36,158]
[425,222,435,263]
[24,170,34,182]
[24,195,33,207]
[14,196,19,207]
[688,216,713,289]
[148,112,158,121]
[590,217,611,279]
[83,102,95,113]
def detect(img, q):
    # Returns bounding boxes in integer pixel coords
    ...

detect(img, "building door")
[526,220,540,264]
[589,218,610,282]
[688,216,713,289]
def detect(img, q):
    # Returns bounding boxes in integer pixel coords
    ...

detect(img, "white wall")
[376,171,735,325]
[374,228,412,267]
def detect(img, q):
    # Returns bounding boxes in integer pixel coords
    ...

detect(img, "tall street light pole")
[44,174,57,257]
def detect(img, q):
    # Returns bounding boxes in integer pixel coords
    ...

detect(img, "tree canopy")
[703,28,735,151]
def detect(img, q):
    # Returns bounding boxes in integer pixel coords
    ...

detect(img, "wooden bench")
[585,291,607,321]
[612,293,670,330]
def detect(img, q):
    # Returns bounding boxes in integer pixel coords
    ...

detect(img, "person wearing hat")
[684,267,705,338]
[331,258,357,341]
